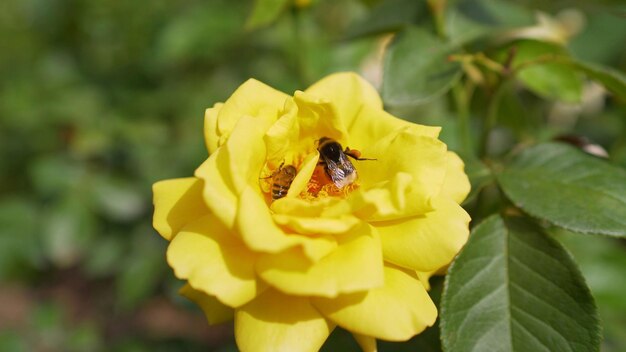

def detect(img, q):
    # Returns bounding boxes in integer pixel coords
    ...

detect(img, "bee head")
[317,137,343,161]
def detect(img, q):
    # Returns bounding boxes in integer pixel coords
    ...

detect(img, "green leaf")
[382,27,462,107]
[455,0,534,29]
[246,0,290,30]
[568,9,626,66]
[445,8,492,47]
[497,142,626,238]
[344,0,423,40]
[440,215,600,352]
[565,59,626,101]
[446,0,536,47]
[509,40,583,103]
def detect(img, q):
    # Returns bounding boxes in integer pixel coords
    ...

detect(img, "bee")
[270,163,298,200]
[317,137,374,189]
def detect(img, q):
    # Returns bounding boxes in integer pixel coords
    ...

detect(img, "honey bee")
[270,163,298,200]
[317,137,374,189]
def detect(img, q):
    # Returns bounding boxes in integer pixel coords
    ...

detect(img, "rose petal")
[292,91,349,144]
[235,289,334,352]
[354,129,448,219]
[204,103,223,155]
[272,214,361,236]
[195,150,238,228]
[223,115,272,194]
[376,197,470,272]
[416,270,435,291]
[256,223,384,298]
[271,195,351,218]
[347,103,441,151]
[439,151,471,203]
[215,79,289,147]
[264,104,300,167]
[179,283,234,325]
[353,333,377,352]
[303,72,440,147]
[286,152,318,198]
[349,172,417,221]
[304,72,382,128]
[167,214,264,307]
[237,186,337,261]
[152,177,209,241]
[312,265,437,341]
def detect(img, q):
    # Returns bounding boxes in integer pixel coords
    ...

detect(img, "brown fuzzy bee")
[317,137,374,189]
[270,164,298,200]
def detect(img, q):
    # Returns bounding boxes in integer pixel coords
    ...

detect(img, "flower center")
[300,164,359,200]
[260,137,371,202]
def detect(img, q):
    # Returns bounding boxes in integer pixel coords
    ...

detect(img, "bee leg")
[345,147,376,161]
[260,161,285,180]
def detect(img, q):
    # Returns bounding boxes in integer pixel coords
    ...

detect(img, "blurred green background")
[0,0,624,351]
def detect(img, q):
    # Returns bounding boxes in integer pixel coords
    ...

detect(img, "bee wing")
[325,153,356,189]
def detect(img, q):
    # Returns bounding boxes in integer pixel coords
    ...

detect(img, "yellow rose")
[153,72,470,351]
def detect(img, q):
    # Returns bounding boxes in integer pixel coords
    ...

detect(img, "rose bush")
[153,72,470,351]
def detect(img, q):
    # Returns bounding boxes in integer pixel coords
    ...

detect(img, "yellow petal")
[293,91,349,144]
[304,72,382,128]
[195,115,272,228]
[439,151,471,204]
[194,151,238,228]
[204,103,223,155]
[376,197,470,272]
[224,115,273,194]
[347,103,441,151]
[271,188,358,236]
[353,333,378,352]
[272,214,361,236]
[215,79,289,147]
[179,283,234,324]
[312,265,437,341]
[304,72,439,147]
[264,104,300,167]
[286,152,318,198]
[415,270,435,291]
[256,224,384,297]
[354,129,448,219]
[152,178,209,241]
[237,186,337,261]
[271,195,351,218]
[237,185,293,252]
[235,289,334,352]
[167,214,264,307]
[349,172,418,221]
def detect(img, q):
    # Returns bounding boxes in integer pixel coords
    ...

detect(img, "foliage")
[0,0,625,350]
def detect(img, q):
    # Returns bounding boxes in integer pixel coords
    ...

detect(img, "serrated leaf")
[497,142,626,237]
[246,0,290,30]
[441,215,600,352]
[509,40,583,103]
[382,27,462,107]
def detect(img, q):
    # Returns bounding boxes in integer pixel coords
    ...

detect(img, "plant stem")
[480,79,511,157]
[452,84,473,154]
[427,0,447,39]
